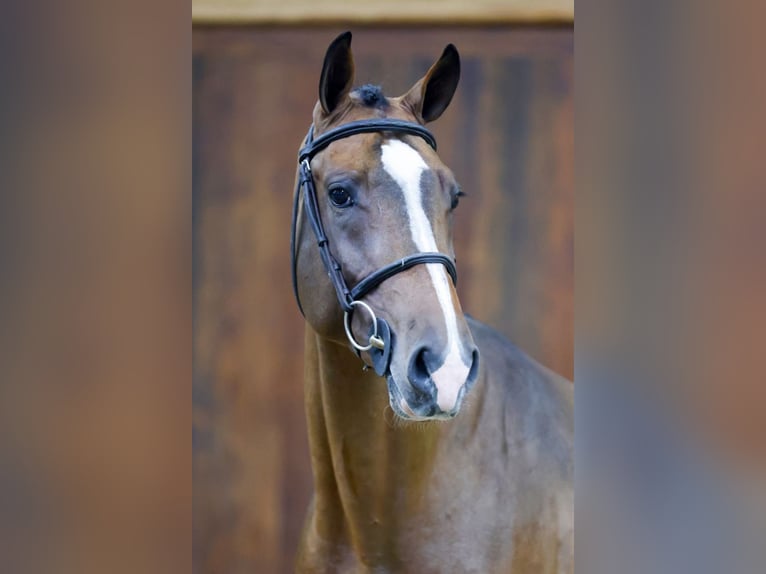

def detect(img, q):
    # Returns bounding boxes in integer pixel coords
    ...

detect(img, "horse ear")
[319,31,355,115]
[402,44,461,123]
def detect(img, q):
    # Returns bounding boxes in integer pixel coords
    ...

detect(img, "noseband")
[291,119,458,375]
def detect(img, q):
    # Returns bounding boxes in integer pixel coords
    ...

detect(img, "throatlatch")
[290,119,458,375]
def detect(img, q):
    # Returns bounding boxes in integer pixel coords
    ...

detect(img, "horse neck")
[303,326,446,548]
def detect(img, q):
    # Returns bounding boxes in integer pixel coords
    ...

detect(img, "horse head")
[293,32,479,420]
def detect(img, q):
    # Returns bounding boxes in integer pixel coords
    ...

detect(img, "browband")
[298,119,438,163]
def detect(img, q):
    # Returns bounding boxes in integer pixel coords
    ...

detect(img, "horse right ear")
[319,31,355,115]
[402,44,460,123]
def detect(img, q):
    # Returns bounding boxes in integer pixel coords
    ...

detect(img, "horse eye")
[328,186,353,208]
[451,189,466,211]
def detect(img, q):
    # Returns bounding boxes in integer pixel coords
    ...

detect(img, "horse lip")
[386,375,419,420]
[386,375,455,421]
[400,398,417,417]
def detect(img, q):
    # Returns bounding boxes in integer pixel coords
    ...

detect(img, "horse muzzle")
[387,346,479,421]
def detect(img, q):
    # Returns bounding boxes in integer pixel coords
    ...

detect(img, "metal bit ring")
[343,300,382,352]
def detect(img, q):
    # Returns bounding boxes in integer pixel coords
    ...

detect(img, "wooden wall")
[193,27,572,574]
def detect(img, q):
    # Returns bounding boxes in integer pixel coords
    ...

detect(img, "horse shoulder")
[466,316,573,573]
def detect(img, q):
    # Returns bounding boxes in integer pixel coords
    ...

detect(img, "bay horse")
[291,32,573,573]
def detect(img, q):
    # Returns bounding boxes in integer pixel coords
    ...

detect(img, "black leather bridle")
[290,119,458,376]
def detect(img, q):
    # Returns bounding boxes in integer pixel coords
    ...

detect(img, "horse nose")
[407,346,479,416]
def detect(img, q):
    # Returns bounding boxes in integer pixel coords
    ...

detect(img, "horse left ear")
[402,44,461,123]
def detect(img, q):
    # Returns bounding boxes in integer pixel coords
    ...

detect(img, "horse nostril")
[464,348,480,390]
[407,346,436,396]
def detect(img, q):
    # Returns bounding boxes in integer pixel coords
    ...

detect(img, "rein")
[290,119,458,375]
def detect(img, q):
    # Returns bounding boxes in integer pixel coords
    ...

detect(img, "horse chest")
[298,457,566,574]
[298,505,561,574]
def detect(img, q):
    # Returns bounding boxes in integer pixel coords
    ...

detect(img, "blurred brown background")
[193,20,572,574]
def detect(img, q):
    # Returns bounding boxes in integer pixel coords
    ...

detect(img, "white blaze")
[380,139,469,412]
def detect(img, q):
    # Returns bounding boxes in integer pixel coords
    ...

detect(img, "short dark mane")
[352,84,388,108]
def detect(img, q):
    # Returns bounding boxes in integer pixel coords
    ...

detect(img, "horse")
[290,31,573,573]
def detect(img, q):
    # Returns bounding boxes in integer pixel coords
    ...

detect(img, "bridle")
[290,119,458,376]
